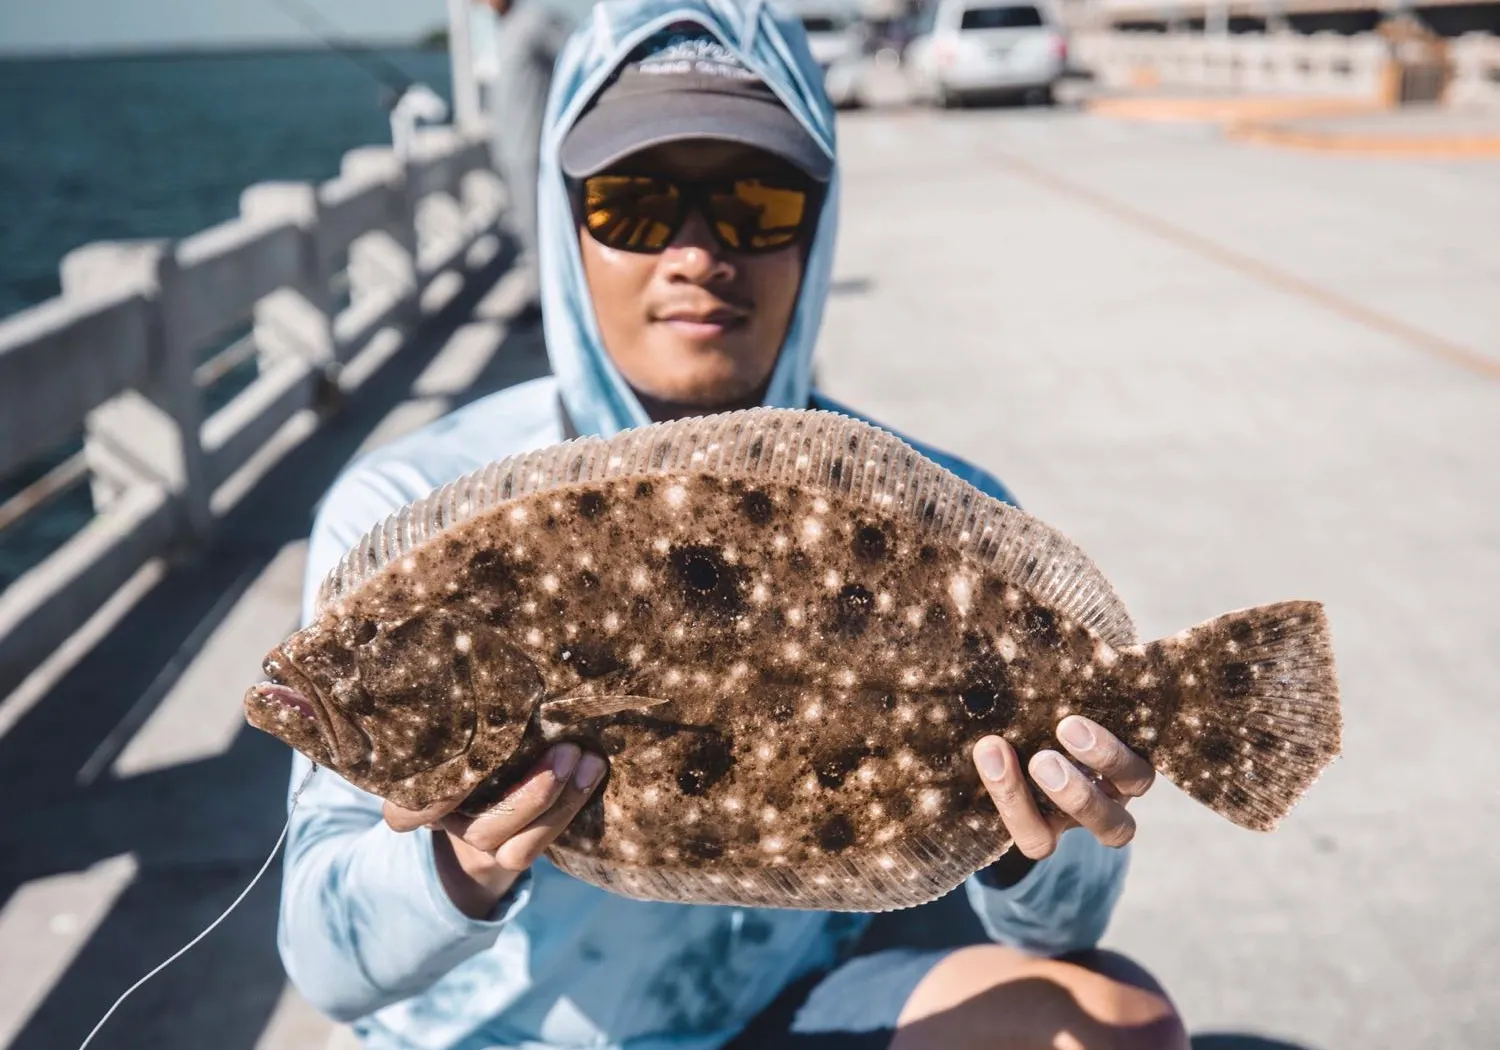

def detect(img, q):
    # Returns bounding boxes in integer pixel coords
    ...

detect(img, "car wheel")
[1025,83,1056,107]
[937,85,961,109]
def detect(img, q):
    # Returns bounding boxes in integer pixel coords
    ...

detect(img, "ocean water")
[0,49,455,589]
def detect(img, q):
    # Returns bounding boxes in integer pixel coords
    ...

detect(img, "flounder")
[245,408,1342,911]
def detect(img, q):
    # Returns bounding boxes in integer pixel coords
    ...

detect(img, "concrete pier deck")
[2,101,1496,1050]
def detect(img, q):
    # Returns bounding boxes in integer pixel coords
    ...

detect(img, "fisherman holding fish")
[277,2,1192,1046]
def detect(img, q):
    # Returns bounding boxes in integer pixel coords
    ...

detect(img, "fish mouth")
[244,647,336,766]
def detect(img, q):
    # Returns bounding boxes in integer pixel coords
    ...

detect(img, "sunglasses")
[574,173,819,255]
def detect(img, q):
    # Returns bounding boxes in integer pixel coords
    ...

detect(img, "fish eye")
[682,553,719,592]
[338,619,379,648]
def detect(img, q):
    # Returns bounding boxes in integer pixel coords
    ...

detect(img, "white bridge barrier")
[1448,33,1500,108]
[0,127,507,697]
[1074,31,1391,99]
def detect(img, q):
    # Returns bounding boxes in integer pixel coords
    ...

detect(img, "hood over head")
[538,0,839,438]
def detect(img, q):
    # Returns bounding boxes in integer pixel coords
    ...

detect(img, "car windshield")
[801,17,841,32]
[959,5,1045,29]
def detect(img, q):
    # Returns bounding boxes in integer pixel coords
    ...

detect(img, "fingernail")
[1059,716,1095,751]
[1033,751,1069,791]
[574,753,606,790]
[551,744,581,778]
[975,740,1007,781]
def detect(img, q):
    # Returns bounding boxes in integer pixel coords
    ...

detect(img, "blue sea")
[0,48,455,589]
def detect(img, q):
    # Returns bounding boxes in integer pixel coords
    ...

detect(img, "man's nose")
[662,210,736,284]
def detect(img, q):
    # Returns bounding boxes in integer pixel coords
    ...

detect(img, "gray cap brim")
[560,91,832,183]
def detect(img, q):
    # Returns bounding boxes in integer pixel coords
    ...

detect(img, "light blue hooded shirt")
[277,3,1129,1047]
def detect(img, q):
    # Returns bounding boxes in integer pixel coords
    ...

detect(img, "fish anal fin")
[547,818,1010,913]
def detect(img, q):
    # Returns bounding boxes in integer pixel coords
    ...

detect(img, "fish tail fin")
[1144,601,1342,832]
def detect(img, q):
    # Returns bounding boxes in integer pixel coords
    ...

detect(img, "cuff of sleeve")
[415,831,533,936]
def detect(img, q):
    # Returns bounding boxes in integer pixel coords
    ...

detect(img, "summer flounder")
[244,408,1343,912]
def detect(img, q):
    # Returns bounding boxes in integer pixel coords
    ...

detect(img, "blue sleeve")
[276,466,533,1021]
[962,831,1130,956]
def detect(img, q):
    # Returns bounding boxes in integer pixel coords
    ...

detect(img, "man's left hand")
[972,716,1156,860]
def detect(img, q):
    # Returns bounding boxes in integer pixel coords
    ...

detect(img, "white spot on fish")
[801,775,820,794]
[787,606,804,626]
[454,633,471,654]
[577,552,594,569]
[642,786,660,805]
[784,643,803,662]
[836,669,857,687]
[927,706,948,724]
[897,704,917,723]
[672,624,686,641]
[824,570,841,590]
[857,766,876,785]
[756,744,774,761]
[619,840,641,859]
[998,635,1018,662]
[875,826,898,844]
[896,750,916,769]
[906,606,926,628]
[730,662,748,679]
[901,669,922,687]
[628,645,645,664]
[920,789,944,814]
[1137,673,1157,689]
[949,574,974,617]
[751,583,768,604]
[773,534,789,552]
[603,612,621,633]
[877,592,893,613]
[1183,672,1198,686]
[803,518,824,541]
[653,537,670,554]
[803,702,822,720]
[541,574,559,593]
[665,484,687,508]
[400,557,416,573]
[665,670,683,686]
[878,856,896,870]
[867,801,883,817]
[510,506,527,523]
[722,796,743,813]
[760,807,779,824]
[812,497,829,514]
[631,567,650,590]
[1094,642,1118,668]
[762,836,786,854]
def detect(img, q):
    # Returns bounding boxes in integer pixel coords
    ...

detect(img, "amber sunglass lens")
[710,179,808,252]
[583,175,681,251]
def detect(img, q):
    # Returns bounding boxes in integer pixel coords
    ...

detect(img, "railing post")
[62,241,212,545]
[240,182,340,407]
[342,147,421,329]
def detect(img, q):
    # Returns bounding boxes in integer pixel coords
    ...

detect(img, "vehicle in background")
[781,0,869,108]
[904,1,1068,108]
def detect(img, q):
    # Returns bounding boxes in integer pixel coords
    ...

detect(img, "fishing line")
[75,764,320,1050]
[266,0,419,107]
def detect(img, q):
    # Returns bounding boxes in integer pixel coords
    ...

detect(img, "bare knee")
[895,945,1189,1050]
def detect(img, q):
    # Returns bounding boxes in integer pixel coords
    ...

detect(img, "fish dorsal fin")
[316,408,1137,647]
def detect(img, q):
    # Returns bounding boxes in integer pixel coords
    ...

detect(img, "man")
[281,2,1189,1047]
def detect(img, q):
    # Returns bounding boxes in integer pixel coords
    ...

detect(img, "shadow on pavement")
[0,242,551,1050]
[1193,1037,1322,1050]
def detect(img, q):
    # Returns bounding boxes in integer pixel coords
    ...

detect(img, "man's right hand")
[383,744,607,919]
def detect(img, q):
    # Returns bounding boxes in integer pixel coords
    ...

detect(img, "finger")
[459,744,582,853]
[384,794,465,833]
[974,736,1062,860]
[1056,716,1156,799]
[1029,749,1136,849]
[494,752,609,871]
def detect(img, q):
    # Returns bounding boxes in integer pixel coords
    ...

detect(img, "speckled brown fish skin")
[245,412,1342,911]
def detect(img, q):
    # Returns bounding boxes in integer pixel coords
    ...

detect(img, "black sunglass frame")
[568,171,826,256]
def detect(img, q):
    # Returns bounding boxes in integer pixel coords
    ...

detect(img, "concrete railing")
[1448,32,1500,108]
[1075,30,1391,98]
[0,127,506,696]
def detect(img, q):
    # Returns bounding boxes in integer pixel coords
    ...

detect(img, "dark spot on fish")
[885,793,912,820]
[1225,784,1252,809]
[816,813,856,853]
[632,596,653,621]
[677,733,735,796]
[853,524,887,563]
[1022,554,1040,576]
[926,603,949,627]
[848,435,860,454]
[920,501,939,524]
[550,597,569,618]
[1247,728,1280,753]
[1022,605,1061,648]
[669,545,745,619]
[829,584,875,638]
[788,550,812,573]
[830,458,845,483]
[556,640,621,679]
[1201,732,1236,766]
[962,631,985,653]
[748,437,765,460]
[769,695,797,722]
[444,539,464,558]
[814,746,866,789]
[1222,662,1254,697]
[682,827,725,862]
[635,480,654,499]
[958,663,1015,721]
[483,706,510,727]
[468,548,522,593]
[919,544,939,563]
[544,515,558,530]
[578,570,601,591]
[741,489,775,526]
[466,750,487,771]
[577,490,608,519]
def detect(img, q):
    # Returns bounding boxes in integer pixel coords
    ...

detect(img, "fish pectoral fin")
[540,693,672,724]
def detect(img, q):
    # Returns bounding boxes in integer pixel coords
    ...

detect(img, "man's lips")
[654,308,749,339]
